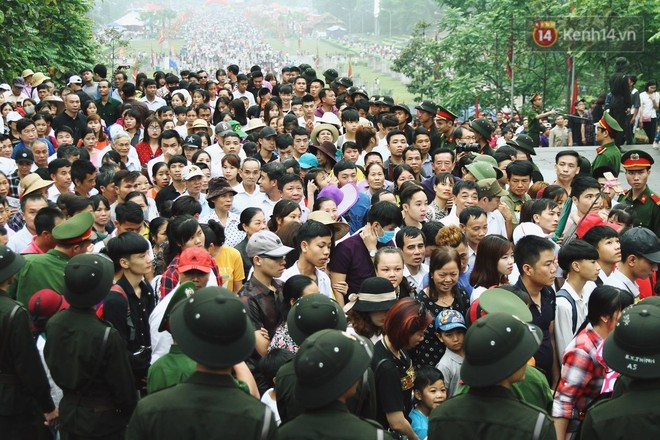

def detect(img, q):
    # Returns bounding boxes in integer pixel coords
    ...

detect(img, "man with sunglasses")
[591,113,623,177]
[238,231,293,360]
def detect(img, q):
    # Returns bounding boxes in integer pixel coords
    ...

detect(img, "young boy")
[338,108,359,147]
[279,220,334,299]
[409,365,447,440]
[341,141,360,164]
[434,309,467,397]
[582,225,621,285]
[48,159,72,202]
[607,226,660,300]
[555,239,601,357]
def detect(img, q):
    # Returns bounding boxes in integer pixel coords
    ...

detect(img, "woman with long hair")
[201,220,245,293]
[392,164,416,197]
[426,173,455,222]
[79,127,102,167]
[89,194,113,243]
[345,277,397,343]
[267,199,302,233]
[552,286,626,439]
[149,162,170,199]
[414,246,470,367]
[135,117,163,165]
[160,214,221,298]
[468,235,514,303]
[372,297,432,440]
[221,153,241,187]
[83,114,109,149]
[235,207,268,276]
[263,101,282,127]
[268,275,318,354]
[148,216,168,276]
[229,98,248,128]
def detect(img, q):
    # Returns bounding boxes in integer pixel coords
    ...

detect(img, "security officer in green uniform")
[45,253,137,440]
[276,294,365,424]
[279,329,392,440]
[435,106,458,151]
[591,112,623,176]
[581,299,660,439]
[617,149,660,235]
[9,211,95,306]
[415,101,442,150]
[506,134,545,182]
[469,117,495,156]
[0,245,58,439]
[527,93,557,148]
[126,287,277,439]
[428,313,556,439]
[391,104,415,145]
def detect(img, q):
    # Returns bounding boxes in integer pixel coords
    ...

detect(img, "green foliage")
[0,0,97,81]
[393,0,659,113]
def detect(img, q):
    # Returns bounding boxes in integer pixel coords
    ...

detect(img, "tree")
[0,0,97,80]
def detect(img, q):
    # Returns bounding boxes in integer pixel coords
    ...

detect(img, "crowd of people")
[0,55,658,440]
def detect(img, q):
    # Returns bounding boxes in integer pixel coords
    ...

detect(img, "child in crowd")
[434,309,467,397]
[409,365,447,440]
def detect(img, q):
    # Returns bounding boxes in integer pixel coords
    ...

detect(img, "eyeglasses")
[199,76,207,79]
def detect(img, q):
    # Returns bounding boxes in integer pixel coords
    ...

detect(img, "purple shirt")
[328,233,393,300]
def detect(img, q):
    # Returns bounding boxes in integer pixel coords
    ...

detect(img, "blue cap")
[299,152,319,169]
[435,309,467,332]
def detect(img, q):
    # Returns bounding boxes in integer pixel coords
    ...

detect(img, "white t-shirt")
[279,261,333,299]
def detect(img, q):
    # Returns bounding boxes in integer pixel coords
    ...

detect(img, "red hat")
[177,247,213,274]
[576,213,622,239]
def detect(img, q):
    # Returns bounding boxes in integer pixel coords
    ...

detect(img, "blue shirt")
[346,191,370,235]
[13,138,55,158]
[409,406,429,440]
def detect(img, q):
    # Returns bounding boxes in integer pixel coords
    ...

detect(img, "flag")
[347,57,353,78]
[158,26,165,45]
[315,44,320,70]
[568,55,578,114]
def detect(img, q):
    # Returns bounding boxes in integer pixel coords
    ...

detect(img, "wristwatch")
[369,249,377,258]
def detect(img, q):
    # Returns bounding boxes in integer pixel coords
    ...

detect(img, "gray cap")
[259,126,277,139]
[246,231,293,258]
[214,121,233,137]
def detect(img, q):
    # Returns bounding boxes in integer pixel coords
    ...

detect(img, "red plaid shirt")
[552,323,606,420]
[160,254,222,299]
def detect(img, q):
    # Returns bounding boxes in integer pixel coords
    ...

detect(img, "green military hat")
[466,161,502,180]
[288,293,347,346]
[476,178,508,198]
[461,313,542,387]
[621,149,654,169]
[0,245,25,284]
[350,88,369,100]
[596,112,623,137]
[480,288,533,322]
[507,134,537,156]
[52,211,94,245]
[171,287,255,368]
[391,104,412,123]
[472,153,498,167]
[415,100,438,115]
[469,117,495,140]
[294,329,372,409]
[603,301,660,379]
[63,254,114,308]
[323,68,339,82]
[158,281,196,332]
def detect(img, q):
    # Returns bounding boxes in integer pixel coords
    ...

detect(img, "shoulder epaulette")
[651,193,660,206]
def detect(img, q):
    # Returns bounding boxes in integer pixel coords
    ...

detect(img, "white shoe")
[654,141,659,150]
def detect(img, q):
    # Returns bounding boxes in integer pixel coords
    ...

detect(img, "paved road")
[531,144,660,191]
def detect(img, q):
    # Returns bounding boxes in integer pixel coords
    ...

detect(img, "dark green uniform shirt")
[45,307,137,437]
[0,292,55,417]
[618,186,660,236]
[591,142,622,176]
[527,108,543,147]
[501,191,532,228]
[439,133,457,151]
[9,249,70,306]
[126,372,277,440]
[146,345,196,395]
[428,386,556,440]
[278,401,392,440]
[581,378,660,439]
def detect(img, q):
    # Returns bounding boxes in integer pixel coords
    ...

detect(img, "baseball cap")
[258,126,277,139]
[182,165,204,180]
[182,134,202,149]
[435,309,467,332]
[177,247,214,273]
[299,153,319,170]
[246,231,293,259]
[28,289,69,331]
[603,300,660,379]
[67,75,83,85]
[15,149,34,164]
[215,121,233,137]
[619,227,660,263]
[6,111,22,124]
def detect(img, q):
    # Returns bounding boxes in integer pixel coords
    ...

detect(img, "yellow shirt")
[214,245,245,290]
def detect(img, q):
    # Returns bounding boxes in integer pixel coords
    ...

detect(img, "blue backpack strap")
[556,289,577,334]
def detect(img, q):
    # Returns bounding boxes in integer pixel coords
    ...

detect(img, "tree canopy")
[0,0,97,80]
[392,0,659,113]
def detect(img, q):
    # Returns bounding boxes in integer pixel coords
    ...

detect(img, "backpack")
[95,284,129,320]
[556,289,577,335]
